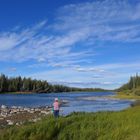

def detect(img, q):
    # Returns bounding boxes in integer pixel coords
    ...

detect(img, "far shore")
[109,92,140,100]
[0,91,35,94]
[0,90,110,94]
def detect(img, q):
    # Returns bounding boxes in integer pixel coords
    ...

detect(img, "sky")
[0,0,140,89]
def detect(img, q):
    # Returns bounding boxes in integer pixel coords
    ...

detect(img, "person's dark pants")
[53,110,59,118]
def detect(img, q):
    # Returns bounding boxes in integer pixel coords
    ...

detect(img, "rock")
[18,106,23,109]
[7,120,14,125]
[10,109,17,114]
[24,107,31,112]
[16,122,19,126]
[0,105,53,127]
[46,106,49,109]
[1,105,7,109]
[31,108,35,111]
[19,121,23,125]
[1,109,9,117]
[32,118,41,122]
[2,114,6,117]
[11,106,18,109]
[35,108,40,112]
[41,110,50,115]
[29,111,35,113]
[0,117,4,120]
[19,108,24,112]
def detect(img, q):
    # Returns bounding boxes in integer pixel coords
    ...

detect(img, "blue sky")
[0,0,140,89]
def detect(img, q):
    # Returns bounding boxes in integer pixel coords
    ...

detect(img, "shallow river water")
[0,92,134,115]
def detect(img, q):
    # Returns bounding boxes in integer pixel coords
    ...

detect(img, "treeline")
[0,74,105,93]
[0,74,76,93]
[118,74,140,95]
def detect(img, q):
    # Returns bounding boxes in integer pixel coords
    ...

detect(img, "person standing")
[53,98,60,118]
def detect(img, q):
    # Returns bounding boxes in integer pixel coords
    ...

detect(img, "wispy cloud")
[0,0,140,64]
[0,22,92,68]
[7,67,17,72]
[54,0,140,42]
[75,67,105,73]
[0,0,140,62]
[94,62,140,70]
[73,62,140,79]
[50,80,122,88]
[0,0,140,89]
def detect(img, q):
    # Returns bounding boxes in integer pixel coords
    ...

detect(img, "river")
[0,92,134,115]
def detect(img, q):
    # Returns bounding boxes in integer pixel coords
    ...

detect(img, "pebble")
[7,120,14,125]
[0,104,52,126]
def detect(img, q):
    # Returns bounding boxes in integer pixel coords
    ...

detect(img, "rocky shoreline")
[0,99,69,127]
[0,105,52,127]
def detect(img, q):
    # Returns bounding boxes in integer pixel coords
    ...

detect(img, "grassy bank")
[110,91,140,100]
[1,107,140,140]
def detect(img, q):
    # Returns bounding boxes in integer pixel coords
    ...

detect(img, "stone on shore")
[0,105,52,127]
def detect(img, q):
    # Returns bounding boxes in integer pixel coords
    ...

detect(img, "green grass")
[115,87,140,100]
[1,107,140,140]
[112,93,140,100]
[108,90,140,100]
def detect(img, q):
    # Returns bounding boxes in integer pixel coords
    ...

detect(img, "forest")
[0,74,105,93]
[118,74,140,95]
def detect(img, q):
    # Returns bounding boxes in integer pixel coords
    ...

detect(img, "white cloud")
[7,67,17,72]
[0,36,18,51]
[0,0,140,64]
[37,58,46,62]
[94,62,140,70]
[0,23,92,67]
[50,80,122,88]
[54,0,140,42]
[73,62,140,78]
[75,67,105,73]
[0,0,140,89]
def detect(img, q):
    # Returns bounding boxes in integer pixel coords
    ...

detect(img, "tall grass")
[1,107,140,140]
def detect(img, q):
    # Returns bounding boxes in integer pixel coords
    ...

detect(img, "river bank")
[109,91,140,100]
[0,99,68,128]
[0,105,52,128]
[1,106,140,140]
[107,92,140,107]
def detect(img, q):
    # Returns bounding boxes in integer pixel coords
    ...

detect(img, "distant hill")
[117,74,140,96]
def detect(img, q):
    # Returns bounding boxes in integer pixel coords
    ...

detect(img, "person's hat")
[55,98,58,101]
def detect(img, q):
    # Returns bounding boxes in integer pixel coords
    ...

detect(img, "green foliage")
[118,74,140,96]
[1,107,140,140]
[0,74,75,93]
[133,88,140,96]
[0,74,106,94]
